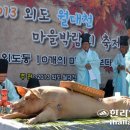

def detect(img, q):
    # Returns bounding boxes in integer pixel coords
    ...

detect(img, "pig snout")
[10,102,23,112]
[10,98,44,115]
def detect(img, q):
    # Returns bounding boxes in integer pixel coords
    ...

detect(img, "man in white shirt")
[75,33,101,89]
[112,36,129,96]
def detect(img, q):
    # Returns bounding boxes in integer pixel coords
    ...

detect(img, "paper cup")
[115,92,121,97]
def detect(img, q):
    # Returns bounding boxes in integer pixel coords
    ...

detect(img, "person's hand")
[120,65,125,70]
[85,64,91,70]
[126,68,130,74]
[117,65,125,71]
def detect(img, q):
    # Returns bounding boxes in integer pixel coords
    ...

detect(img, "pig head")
[1,86,130,124]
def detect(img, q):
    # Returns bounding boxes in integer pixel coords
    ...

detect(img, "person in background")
[0,59,20,102]
[125,15,130,38]
[75,33,101,89]
[27,77,40,88]
[15,78,40,98]
[124,15,130,97]
[112,36,129,96]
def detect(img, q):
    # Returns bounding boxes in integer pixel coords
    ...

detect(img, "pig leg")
[0,113,4,116]
[27,106,57,124]
[1,112,29,119]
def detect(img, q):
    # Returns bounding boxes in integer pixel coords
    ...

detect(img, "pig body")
[1,86,130,124]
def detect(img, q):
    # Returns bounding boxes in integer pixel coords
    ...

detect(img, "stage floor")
[0,117,130,130]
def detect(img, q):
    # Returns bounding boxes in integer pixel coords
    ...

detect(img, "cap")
[27,78,40,88]
[81,33,91,44]
[120,36,129,46]
[0,59,8,73]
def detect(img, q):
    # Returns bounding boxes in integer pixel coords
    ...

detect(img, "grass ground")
[15,117,130,130]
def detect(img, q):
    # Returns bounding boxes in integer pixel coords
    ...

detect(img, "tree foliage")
[13,0,130,37]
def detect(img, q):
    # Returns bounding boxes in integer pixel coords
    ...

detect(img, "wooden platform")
[60,81,105,98]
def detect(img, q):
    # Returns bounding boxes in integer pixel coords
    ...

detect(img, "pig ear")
[29,89,42,99]
[15,86,28,97]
